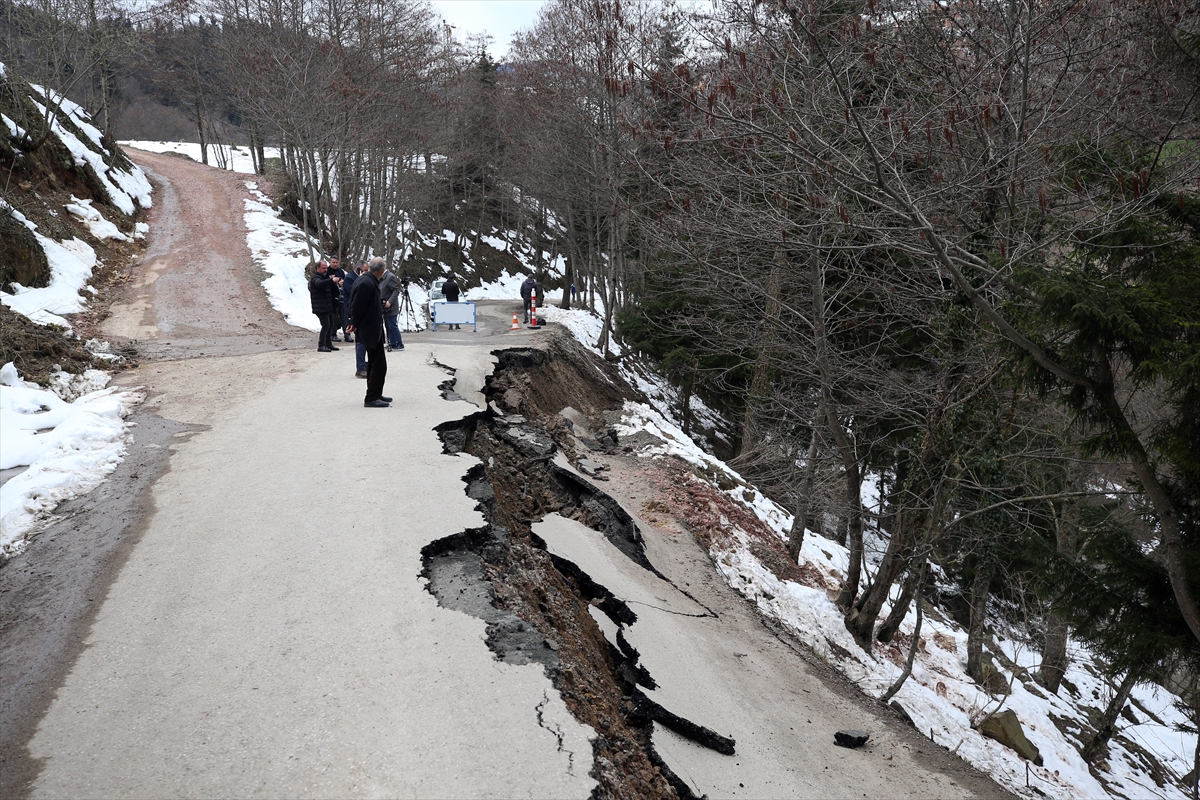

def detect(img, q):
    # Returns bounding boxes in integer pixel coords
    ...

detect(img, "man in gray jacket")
[379,268,405,351]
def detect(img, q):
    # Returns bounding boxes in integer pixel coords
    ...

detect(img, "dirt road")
[0,150,1011,799]
[103,149,310,360]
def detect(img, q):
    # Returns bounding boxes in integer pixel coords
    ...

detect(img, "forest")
[4,0,1199,778]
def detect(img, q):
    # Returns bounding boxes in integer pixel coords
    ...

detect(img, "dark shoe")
[364,399,390,408]
[331,335,341,342]
[395,345,405,350]
[329,345,340,351]
[355,371,368,378]
[318,347,332,352]
[345,336,355,343]
[379,396,393,403]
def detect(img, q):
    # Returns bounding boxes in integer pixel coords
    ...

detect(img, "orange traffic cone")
[530,300,538,327]
[511,312,521,330]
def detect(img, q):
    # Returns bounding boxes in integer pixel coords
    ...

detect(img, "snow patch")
[242,182,320,332]
[0,362,142,558]
[65,196,128,241]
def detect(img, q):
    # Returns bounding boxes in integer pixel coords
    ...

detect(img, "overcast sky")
[429,1,548,60]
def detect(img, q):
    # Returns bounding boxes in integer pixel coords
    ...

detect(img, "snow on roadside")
[120,140,278,175]
[613,399,1197,800]
[0,363,143,559]
[242,182,320,332]
[65,196,128,241]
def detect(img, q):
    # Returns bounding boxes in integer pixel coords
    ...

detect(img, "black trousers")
[523,296,532,322]
[334,301,346,334]
[365,341,387,402]
[316,312,335,349]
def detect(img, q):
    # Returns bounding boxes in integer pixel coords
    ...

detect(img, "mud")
[0,409,200,799]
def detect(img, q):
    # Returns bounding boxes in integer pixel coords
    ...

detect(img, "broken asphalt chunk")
[834,730,870,749]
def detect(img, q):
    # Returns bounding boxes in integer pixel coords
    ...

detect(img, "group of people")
[308,256,406,408]
[307,260,538,407]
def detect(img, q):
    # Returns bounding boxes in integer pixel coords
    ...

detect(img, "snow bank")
[243,182,320,332]
[621,400,1197,800]
[463,269,530,300]
[0,362,142,558]
[65,196,128,241]
[121,140,280,175]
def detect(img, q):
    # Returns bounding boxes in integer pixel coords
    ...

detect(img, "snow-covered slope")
[1,67,148,557]
[2,66,152,330]
[547,309,1198,800]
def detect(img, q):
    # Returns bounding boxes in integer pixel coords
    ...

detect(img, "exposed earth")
[0,150,1013,799]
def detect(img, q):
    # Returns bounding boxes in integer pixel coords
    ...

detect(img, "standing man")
[347,258,391,408]
[345,260,369,378]
[520,275,538,324]
[308,260,340,352]
[328,257,347,342]
[379,267,405,351]
[443,274,461,330]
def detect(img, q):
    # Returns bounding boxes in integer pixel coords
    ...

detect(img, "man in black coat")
[520,275,538,323]
[347,258,392,408]
[443,275,461,329]
[308,260,340,351]
[328,257,348,342]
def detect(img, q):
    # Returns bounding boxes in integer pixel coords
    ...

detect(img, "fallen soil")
[0,304,96,385]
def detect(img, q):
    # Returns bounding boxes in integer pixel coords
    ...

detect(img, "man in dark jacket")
[347,258,391,408]
[345,260,368,377]
[328,257,348,342]
[520,275,538,323]
[443,275,461,329]
[378,269,405,351]
[308,260,340,351]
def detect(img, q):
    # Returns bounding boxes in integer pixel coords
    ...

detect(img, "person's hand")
[347,325,356,333]
[384,301,392,309]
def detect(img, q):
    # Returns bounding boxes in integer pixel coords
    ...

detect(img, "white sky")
[429,1,548,60]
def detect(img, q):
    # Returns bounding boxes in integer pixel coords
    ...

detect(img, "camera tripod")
[396,279,421,332]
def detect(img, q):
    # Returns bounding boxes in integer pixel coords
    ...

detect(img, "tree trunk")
[195,98,208,165]
[1081,669,1140,763]
[830,407,865,612]
[788,406,822,564]
[876,561,922,644]
[1039,498,1080,693]
[739,253,783,462]
[880,560,927,703]
[966,563,992,683]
